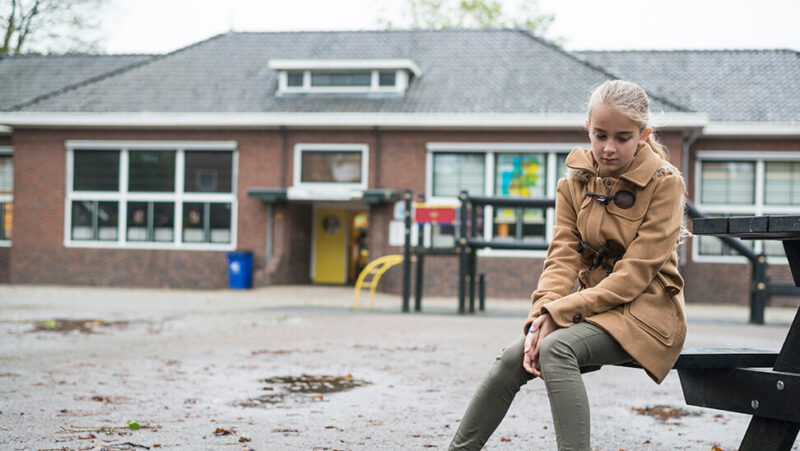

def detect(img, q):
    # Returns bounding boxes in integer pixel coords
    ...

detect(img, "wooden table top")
[692,215,800,240]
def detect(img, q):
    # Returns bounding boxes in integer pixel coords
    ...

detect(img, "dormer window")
[270,59,421,96]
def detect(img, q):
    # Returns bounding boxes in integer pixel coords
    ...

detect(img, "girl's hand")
[523,326,539,375]
[529,313,559,377]
[522,314,548,375]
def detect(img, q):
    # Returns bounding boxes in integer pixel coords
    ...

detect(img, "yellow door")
[313,208,348,284]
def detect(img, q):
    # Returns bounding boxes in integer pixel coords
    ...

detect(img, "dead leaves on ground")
[630,405,692,422]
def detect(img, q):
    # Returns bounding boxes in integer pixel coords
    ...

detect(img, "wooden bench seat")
[616,348,780,370]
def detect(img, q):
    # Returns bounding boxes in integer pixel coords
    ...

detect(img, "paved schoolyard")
[0,285,797,450]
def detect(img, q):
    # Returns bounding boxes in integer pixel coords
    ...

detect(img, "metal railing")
[452,192,800,321]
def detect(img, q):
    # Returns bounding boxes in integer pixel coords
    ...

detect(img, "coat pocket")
[626,278,678,346]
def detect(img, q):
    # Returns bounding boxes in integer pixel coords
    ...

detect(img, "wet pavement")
[0,284,798,450]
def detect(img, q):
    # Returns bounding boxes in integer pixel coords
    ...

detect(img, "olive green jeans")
[449,322,632,451]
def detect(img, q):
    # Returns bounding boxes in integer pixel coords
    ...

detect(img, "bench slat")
[615,348,779,370]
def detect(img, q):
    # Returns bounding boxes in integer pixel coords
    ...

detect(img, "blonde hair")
[587,80,690,239]
[587,80,669,161]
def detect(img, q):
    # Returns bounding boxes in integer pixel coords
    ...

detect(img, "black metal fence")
[399,191,799,323]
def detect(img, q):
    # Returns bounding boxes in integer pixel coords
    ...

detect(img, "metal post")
[402,190,412,313]
[458,191,468,314]
[750,254,768,325]
[479,273,485,311]
[414,223,424,312]
[469,245,476,313]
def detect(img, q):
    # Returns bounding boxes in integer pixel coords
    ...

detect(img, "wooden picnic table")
[690,215,800,450]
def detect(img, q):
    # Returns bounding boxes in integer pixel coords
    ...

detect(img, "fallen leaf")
[500,437,511,442]
[239,436,252,443]
[214,427,235,436]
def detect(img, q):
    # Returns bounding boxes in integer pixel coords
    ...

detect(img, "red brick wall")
[9,128,283,288]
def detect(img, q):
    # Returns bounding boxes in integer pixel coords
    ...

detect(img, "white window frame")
[292,143,369,197]
[692,151,800,265]
[425,142,583,258]
[64,140,238,251]
[270,59,420,96]
[0,146,12,247]
[278,69,409,94]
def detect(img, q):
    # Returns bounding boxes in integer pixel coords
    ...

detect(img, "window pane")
[153,203,175,242]
[183,202,205,243]
[700,161,755,204]
[0,202,11,240]
[557,153,569,180]
[378,71,396,87]
[493,208,547,242]
[185,152,233,193]
[127,202,174,242]
[129,151,175,192]
[182,202,231,243]
[433,153,485,197]
[126,201,149,241]
[492,154,547,241]
[209,203,232,243]
[97,201,118,241]
[495,154,546,197]
[431,224,455,248]
[311,72,371,87]
[0,155,12,193]
[71,201,94,240]
[287,71,303,87]
[71,200,118,241]
[765,161,800,206]
[301,151,362,183]
[73,150,119,191]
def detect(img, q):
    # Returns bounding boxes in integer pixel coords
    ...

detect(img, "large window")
[426,143,578,251]
[0,149,12,243]
[65,141,237,249]
[293,144,368,192]
[695,153,800,261]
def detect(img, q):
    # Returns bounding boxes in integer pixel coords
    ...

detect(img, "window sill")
[63,241,236,252]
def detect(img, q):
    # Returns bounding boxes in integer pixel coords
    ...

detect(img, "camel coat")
[524,143,687,383]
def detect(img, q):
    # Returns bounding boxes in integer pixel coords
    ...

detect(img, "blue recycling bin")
[226,251,253,289]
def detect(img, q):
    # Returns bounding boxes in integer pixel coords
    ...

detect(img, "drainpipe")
[680,130,700,272]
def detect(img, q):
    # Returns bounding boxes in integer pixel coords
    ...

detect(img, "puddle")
[631,405,694,422]
[27,319,128,334]
[239,373,370,408]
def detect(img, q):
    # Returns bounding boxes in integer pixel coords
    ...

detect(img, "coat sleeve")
[522,177,583,333]
[541,173,685,328]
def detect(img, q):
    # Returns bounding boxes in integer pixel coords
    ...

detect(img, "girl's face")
[586,105,651,178]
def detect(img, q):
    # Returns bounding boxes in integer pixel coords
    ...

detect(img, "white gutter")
[0,111,708,130]
[703,122,800,137]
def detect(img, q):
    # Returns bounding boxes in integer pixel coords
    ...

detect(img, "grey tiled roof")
[14,30,685,114]
[0,53,154,110]
[576,49,800,122]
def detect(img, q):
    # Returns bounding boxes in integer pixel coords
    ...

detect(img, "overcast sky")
[102,0,800,54]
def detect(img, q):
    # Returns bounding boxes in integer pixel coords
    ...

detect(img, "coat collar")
[565,143,664,188]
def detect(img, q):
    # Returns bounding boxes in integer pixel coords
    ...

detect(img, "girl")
[449,80,688,450]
